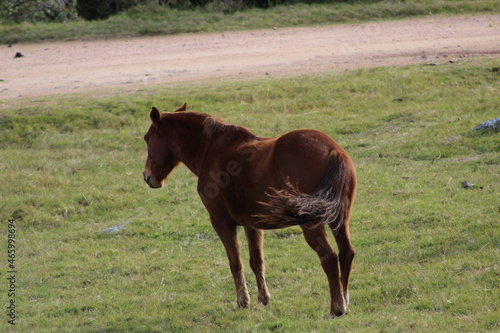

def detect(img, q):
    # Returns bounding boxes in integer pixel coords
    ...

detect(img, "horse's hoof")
[237,298,250,309]
[237,301,249,309]
[260,299,270,306]
[327,308,349,318]
[258,292,271,306]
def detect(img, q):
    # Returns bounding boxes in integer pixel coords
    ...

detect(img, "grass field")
[1,58,499,332]
[1,0,499,44]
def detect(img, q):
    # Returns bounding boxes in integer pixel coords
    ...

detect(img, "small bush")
[76,0,141,20]
[0,0,78,23]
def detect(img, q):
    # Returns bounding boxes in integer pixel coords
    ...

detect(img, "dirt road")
[1,14,499,100]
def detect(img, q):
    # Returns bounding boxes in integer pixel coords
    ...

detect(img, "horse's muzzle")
[143,172,151,186]
[144,175,152,187]
[143,172,162,188]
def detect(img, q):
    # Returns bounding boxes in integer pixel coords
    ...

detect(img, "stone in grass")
[473,118,500,132]
[461,181,475,189]
[103,221,133,233]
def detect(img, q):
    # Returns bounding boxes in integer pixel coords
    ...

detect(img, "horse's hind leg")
[209,215,250,308]
[245,228,271,305]
[331,222,355,308]
[301,224,346,316]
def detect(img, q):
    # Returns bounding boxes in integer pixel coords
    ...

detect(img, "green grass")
[1,58,499,332]
[1,0,499,44]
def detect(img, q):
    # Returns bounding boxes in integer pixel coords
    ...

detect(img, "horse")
[142,103,357,317]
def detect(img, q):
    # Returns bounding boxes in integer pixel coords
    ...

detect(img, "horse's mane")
[202,116,237,137]
[170,110,243,138]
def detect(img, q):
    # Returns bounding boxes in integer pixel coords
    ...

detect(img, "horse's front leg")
[245,228,271,305]
[301,224,346,317]
[209,214,250,308]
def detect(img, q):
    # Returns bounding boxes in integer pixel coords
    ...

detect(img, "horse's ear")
[174,103,187,112]
[150,107,161,129]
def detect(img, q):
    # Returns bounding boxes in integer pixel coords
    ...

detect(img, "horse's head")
[143,106,183,188]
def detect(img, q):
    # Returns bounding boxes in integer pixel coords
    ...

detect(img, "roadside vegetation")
[1,0,499,44]
[0,58,498,332]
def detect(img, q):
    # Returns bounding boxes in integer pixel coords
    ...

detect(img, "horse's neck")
[170,119,208,176]
[172,114,254,176]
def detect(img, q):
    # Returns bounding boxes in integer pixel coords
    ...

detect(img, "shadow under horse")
[143,104,356,317]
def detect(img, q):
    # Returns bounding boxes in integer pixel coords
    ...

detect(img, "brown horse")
[143,103,356,317]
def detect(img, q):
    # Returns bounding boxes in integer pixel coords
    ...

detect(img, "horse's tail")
[255,153,356,230]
